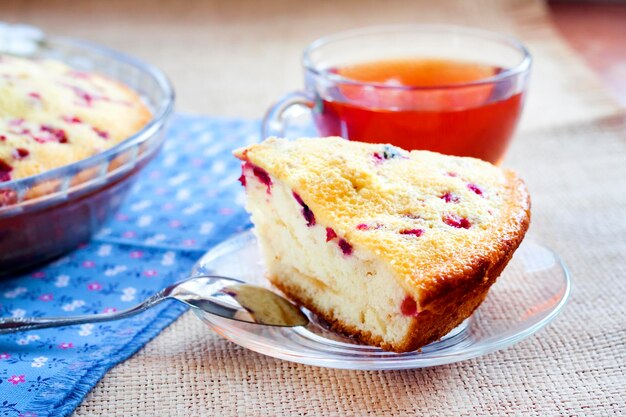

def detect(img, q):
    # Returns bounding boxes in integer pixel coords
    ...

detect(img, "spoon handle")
[0,291,167,334]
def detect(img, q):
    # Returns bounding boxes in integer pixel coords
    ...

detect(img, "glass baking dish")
[0,35,174,277]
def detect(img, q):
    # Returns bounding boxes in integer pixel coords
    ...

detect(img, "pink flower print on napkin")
[122,231,136,238]
[31,271,45,279]
[87,282,102,291]
[143,270,158,278]
[103,307,117,314]
[7,375,25,385]
[82,260,95,268]
[58,342,74,349]
[0,353,11,360]
[38,293,53,302]
[115,213,129,221]
[169,220,181,228]
[182,239,196,247]
[129,250,143,259]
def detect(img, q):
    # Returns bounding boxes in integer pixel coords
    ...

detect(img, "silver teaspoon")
[0,275,309,334]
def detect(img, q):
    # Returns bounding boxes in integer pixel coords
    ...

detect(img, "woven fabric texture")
[0,0,623,415]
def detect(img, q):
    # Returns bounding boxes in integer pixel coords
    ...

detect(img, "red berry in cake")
[75,87,94,106]
[440,192,460,203]
[0,159,13,182]
[93,127,109,139]
[252,165,272,192]
[443,214,471,229]
[400,296,419,317]
[62,115,82,124]
[325,227,337,241]
[238,172,247,187]
[293,192,316,227]
[241,162,272,193]
[356,222,382,230]
[467,183,483,196]
[12,148,30,160]
[399,228,424,237]
[28,92,42,100]
[338,238,353,256]
[40,125,68,143]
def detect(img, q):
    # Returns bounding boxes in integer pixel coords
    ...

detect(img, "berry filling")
[325,227,337,242]
[238,172,247,187]
[62,115,82,124]
[467,183,484,196]
[12,148,29,160]
[293,192,315,227]
[400,296,419,317]
[38,125,68,143]
[242,162,272,193]
[356,222,382,231]
[399,228,424,237]
[28,92,42,100]
[73,86,95,106]
[0,159,13,182]
[440,192,460,203]
[443,214,471,229]
[93,127,109,139]
[337,238,353,256]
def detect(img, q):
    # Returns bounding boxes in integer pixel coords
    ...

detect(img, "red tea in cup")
[314,58,524,164]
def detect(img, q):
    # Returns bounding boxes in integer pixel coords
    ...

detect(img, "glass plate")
[192,230,570,370]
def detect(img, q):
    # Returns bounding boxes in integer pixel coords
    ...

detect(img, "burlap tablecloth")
[3,0,625,415]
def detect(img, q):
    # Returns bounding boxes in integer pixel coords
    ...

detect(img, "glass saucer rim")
[191,230,571,370]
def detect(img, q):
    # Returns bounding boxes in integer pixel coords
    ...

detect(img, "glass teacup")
[263,25,531,164]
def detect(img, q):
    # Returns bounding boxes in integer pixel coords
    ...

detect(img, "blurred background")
[1,0,623,129]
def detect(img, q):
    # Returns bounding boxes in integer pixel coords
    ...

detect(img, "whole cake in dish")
[0,54,151,183]
[234,137,530,353]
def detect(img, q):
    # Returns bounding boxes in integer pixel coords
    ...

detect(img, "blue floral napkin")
[0,114,261,417]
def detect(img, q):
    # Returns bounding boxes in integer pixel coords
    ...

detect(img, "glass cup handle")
[262,91,314,139]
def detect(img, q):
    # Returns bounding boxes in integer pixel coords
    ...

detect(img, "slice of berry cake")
[234,137,530,352]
